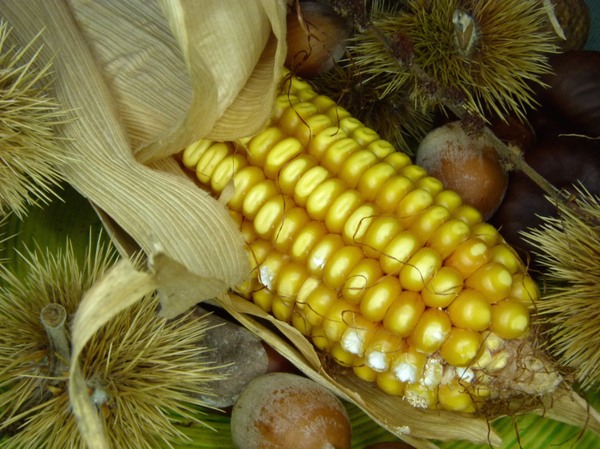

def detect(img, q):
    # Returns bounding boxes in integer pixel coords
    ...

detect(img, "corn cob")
[181,74,556,413]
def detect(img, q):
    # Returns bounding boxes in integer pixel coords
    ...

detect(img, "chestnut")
[231,372,351,449]
[537,51,600,137]
[491,135,600,259]
[416,122,509,220]
[285,2,351,78]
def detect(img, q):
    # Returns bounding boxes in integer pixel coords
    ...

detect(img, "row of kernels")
[242,213,530,353]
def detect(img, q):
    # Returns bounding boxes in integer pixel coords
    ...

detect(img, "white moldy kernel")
[422,356,444,387]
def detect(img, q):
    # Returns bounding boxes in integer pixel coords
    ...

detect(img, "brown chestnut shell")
[539,51,600,137]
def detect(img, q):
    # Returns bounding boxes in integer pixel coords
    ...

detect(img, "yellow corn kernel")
[401,164,428,183]
[311,325,332,351]
[338,149,379,188]
[309,94,338,114]
[271,207,310,253]
[410,308,452,354]
[227,166,265,211]
[447,289,492,331]
[322,138,362,174]
[290,221,328,262]
[352,125,380,146]
[452,204,483,226]
[373,177,413,215]
[247,127,286,166]
[293,113,334,146]
[427,219,471,259]
[182,138,212,169]
[278,154,317,196]
[404,382,437,409]
[366,139,396,160]
[246,239,272,273]
[294,165,330,206]
[272,295,295,322]
[306,233,345,277]
[343,203,378,244]
[445,237,491,278]
[421,266,464,308]
[364,327,405,372]
[470,222,501,247]
[397,189,435,228]
[252,288,275,313]
[437,380,476,412]
[380,152,411,174]
[329,342,357,367]
[440,328,482,367]
[323,246,364,290]
[391,346,428,384]
[257,250,287,292]
[341,315,377,357]
[376,370,406,396]
[242,179,279,220]
[275,261,309,300]
[466,262,513,304]
[195,142,230,184]
[291,308,313,336]
[273,93,299,119]
[510,273,540,306]
[416,176,445,196]
[339,116,364,135]
[342,258,383,303]
[408,205,451,242]
[306,126,348,159]
[306,178,346,220]
[322,300,360,342]
[324,190,363,233]
[263,137,304,179]
[361,216,403,259]
[278,102,319,139]
[383,291,425,337]
[300,283,338,327]
[490,243,523,274]
[253,195,295,240]
[354,360,378,383]
[211,154,247,192]
[399,247,443,292]
[491,299,530,339]
[360,276,401,322]
[357,162,398,201]
[380,231,421,275]
[434,189,463,212]
[325,103,352,123]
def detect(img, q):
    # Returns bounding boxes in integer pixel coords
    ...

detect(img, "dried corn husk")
[1,1,599,448]
[69,259,158,449]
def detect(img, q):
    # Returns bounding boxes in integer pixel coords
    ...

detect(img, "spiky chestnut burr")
[0,240,221,449]
[345,0,557,121]
[522,186,600,391]
[0,22,69,218]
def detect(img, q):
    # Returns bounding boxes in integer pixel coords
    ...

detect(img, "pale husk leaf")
[0,0,250,319]
[68,0,288,163]
[69,259,158,449]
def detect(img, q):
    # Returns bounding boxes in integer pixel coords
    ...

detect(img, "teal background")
[585,0,600,50]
